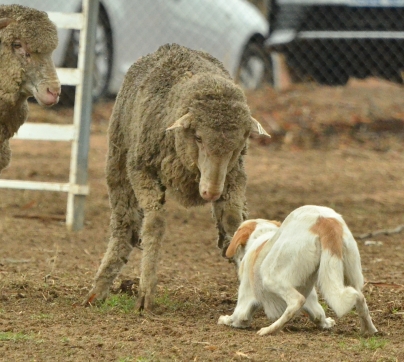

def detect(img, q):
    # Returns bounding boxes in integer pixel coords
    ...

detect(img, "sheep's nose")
[47,86,60,98]
[201,190,221,202]
[47,86,61,103]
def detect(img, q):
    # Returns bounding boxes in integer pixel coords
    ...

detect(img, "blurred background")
[4,0,404,104]
[1,0,404,149]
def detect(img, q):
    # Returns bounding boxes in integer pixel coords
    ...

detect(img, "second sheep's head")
[0,5,60,106]
[166,96,270,202]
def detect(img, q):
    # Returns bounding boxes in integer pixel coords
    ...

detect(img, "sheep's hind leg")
[84,186,141,305]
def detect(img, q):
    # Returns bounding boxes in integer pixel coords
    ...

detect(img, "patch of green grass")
[154,289,187,312]
[359,336,388,351]
[30,313,53,320]
[337,341,347,349]
[135,352,156,362]
[99,294,137,314]
[319,301,329,312]
[0,332,33,342]
[117,358,133,362]
[61,337,70,344]
[117,351,157,362]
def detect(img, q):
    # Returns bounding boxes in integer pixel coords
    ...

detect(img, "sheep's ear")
[0,18,14,30]
[225,220,258,258]
[166,113,192,131]
[251,117,271,138]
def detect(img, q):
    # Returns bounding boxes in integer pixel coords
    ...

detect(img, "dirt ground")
[1,79,404,362]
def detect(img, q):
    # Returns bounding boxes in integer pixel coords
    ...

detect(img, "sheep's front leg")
[212,169,247,256]
[129,168,166,311]
[136,208,166,311]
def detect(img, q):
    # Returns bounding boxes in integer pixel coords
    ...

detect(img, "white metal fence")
[0,0,99,231]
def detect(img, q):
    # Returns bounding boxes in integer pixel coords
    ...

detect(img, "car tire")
[59,5,113,106]
[236,41,274,90]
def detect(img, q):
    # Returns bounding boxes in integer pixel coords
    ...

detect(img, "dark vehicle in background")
[265,0,404,86]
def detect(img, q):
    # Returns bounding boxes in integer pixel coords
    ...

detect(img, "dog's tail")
[312,217,359,318]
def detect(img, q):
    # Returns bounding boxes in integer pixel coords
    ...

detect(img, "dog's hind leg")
[354,292,378,336]
[258,282,306,336]
[343,238,377,336]
[303,288,335,330]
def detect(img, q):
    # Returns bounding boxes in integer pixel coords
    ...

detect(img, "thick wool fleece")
[109,43,251,208]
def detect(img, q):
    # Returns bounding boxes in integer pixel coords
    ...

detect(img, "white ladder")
[0,0,100,231]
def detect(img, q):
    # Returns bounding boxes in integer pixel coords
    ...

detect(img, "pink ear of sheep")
[166,113,192,131]
[251,117,271,138]
[0,18,14,30]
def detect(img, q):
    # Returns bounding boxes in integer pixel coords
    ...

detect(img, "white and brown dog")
[218,205,377,336]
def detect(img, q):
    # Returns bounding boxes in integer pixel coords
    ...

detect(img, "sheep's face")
[0,7,60,106]
[192,126,248,201]
[166,113,270,202]
[12,38,61,106]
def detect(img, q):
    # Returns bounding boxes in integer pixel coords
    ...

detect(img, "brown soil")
[1,79,403,361]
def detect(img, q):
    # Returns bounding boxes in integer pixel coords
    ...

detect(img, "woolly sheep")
[85,44,270,310]
[0,4,60,172]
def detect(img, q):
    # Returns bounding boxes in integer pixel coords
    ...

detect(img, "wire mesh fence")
[265,0,404,87]
[59,0,404,104]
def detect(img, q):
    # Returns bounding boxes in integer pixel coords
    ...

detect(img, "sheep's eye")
[12,42,22,49]
[195,135,202,143]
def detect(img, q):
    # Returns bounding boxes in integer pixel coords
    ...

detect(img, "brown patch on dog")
[252,240,268,266]
[268,220,281,227]
[310,217,343,258]
[248,239,268,281]
[226,220,258,258]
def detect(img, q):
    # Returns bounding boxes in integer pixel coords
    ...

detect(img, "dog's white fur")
[218,205,377,336]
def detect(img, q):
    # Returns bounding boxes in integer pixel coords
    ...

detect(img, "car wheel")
[236,41,274,90]
[59,5,113,106]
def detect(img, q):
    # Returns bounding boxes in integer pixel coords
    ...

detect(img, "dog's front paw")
[323,317,336,329]
[218,315,232,326]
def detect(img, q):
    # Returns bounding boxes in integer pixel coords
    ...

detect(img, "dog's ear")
[226,221,258,258]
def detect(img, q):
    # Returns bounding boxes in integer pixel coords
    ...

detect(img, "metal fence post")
[66,0,99,231]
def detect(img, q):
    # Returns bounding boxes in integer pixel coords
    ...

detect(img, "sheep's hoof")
[136,294,153,312]
[83,293,98,307]
[82,289,108,307]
